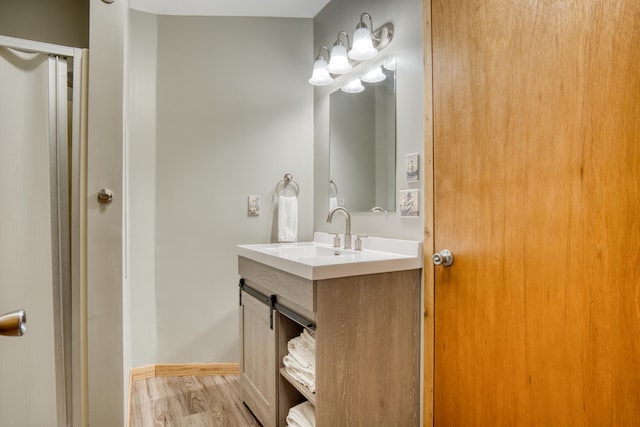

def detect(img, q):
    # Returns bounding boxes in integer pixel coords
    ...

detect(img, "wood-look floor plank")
[129,375,261,427]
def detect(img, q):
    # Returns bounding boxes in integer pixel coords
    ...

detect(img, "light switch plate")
[248,196,260,216]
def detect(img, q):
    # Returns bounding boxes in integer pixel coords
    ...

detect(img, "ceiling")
[129,0,332,18]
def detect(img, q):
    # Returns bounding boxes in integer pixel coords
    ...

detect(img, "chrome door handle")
[0,309,27,337]
[98,188,113,204]
[432,249,454,267]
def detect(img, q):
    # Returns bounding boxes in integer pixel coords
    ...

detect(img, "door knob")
[0,309,26,337]
[432,249,454,267]
[98,188,113,204]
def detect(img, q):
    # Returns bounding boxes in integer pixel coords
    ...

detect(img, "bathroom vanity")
[237,233,422,426]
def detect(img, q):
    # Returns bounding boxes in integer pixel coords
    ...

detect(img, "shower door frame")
[0,35,85,427]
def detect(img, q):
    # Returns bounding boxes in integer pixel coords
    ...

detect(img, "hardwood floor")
[129,375,262,426]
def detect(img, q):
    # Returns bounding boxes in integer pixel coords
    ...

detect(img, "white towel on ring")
[278,195,298,243]
[329,197,338,210]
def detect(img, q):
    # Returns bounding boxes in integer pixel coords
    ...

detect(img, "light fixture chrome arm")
[349,12,394,61]
[372,23,394,50]
[334,31,351,50]
[357,12,394,49]
[359,13,376,40]
[315,45,330,62]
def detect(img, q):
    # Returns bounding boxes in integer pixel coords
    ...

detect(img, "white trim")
[0,35,77,57]
[49,54,72,427]
[70,47,87,427]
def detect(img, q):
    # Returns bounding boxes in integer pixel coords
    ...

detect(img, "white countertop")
[237,232,423,280]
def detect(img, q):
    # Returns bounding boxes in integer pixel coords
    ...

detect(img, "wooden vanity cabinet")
[238,256,421,427]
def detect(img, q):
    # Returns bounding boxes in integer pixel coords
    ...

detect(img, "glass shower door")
[0,43,70,427]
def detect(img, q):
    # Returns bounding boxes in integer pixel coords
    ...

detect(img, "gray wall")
[153,16,314,363]
[0,0,88,47]
[127,2,421,367]
[128,10,158,368]
[313,0,425,240]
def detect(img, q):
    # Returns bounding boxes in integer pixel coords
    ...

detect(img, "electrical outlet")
[248,196,260,216]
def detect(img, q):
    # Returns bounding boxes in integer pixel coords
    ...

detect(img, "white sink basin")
[237,232,423,280]
[264,243,343,258]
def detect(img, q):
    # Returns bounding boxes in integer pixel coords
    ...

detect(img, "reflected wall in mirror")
[329,63,396,213]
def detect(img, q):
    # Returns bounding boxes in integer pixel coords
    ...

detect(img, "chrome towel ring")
[276,173,300,197]
[329,180,339,197]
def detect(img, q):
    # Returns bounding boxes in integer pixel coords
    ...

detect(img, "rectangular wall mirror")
[329,62,396,213]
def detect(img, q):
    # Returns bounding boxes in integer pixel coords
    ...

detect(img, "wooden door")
[430,0,640,425]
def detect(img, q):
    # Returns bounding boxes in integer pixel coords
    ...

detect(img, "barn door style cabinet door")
[239,289,277,427]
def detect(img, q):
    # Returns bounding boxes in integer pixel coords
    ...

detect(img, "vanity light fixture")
[308,46,333,86]
[349,13,379,61]
[341,78,365,94]
[326,31,352,74]
[361,66,386,83]
[308,12,394,86]
[383,57,396,71]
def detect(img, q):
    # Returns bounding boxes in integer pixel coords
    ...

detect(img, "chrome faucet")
[327,207,352,249]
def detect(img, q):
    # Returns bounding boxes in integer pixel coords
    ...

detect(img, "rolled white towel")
[288,335,315,369]
[283,354,315,393]
[301,329,315,347]
[286,401,316,427]
[284,353,314,376]
[288,347,313,371]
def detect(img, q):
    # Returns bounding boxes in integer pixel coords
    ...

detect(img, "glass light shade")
[341,78,365,94]
[383,57,396,71]
[348,27,378,61]
[308,58,333,86]
[327,44,352,74]
[361,66,386,83]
